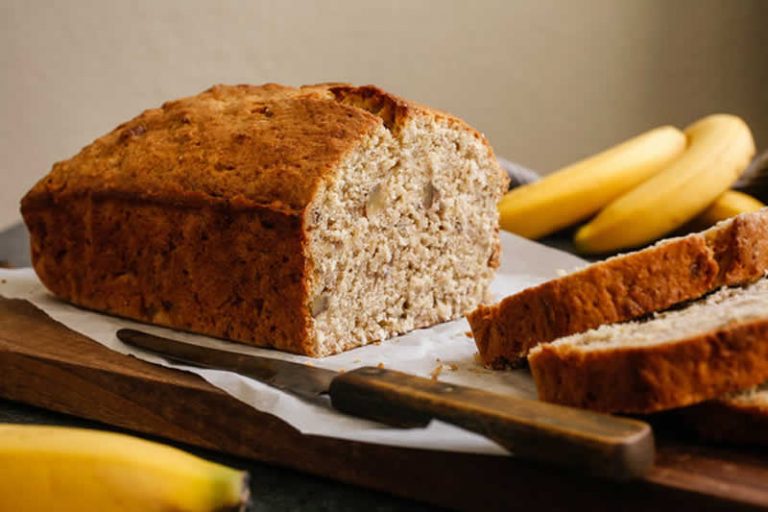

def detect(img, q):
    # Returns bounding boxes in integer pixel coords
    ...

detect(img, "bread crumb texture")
[21,83,508,356]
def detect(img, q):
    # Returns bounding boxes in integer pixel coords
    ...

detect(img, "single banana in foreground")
[692,190,765,229]
[497,125,686,239]
[0,424,250,512]
[574,114,756,254]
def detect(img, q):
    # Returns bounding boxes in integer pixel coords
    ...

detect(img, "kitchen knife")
[117,328,654,479]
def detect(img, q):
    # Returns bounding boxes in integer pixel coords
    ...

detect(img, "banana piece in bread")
[21,84,508,356]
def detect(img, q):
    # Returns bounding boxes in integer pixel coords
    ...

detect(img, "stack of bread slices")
[468,208,768,444]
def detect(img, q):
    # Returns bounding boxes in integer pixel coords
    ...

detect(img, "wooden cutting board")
[1,296,767,511]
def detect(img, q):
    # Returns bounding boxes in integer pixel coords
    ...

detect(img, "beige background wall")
[2,0,767,230]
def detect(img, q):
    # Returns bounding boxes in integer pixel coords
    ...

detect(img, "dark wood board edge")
[1,297,767,511]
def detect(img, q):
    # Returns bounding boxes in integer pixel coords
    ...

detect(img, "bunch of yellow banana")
[499,113,760,254]
[498,125,686,239]
[0,424,250,511]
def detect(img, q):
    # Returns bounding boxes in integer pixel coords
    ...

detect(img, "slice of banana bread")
[21,83,509,356]
[528,277,768,413]
[468,208,768,368]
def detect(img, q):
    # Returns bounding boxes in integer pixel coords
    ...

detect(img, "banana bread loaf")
[468,209,768,368]
[22,83,509,356]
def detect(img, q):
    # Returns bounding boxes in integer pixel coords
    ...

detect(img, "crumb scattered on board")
[464,331,473,339]
[377,362,385,369]
[430,359,460,380]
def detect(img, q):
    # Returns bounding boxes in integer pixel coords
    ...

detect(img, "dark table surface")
[0,221,437,512]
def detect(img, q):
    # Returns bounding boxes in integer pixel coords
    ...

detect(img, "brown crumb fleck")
[0,279,6,284]
[377,362,385,368]
[465,331,474,339]
[430,364,443,381]
[448,363,459,371]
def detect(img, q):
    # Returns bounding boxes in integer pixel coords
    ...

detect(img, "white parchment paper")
[0,232,585,455]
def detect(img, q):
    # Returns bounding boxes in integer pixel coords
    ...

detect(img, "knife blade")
[118,328,336,406]
[117,328,655,479]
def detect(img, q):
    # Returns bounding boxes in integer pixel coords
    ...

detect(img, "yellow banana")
[498,125,686,238]
[692,190,765,229]
[0,424,249,512]
[574,114,756,254]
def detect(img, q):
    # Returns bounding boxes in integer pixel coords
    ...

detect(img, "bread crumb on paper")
[429,358,459,380]
[464,331,474,339]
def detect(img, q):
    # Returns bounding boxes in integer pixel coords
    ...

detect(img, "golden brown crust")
[24,195,317,355]
[326,84,489,143]
[22,83,389,215]
[468,209,768,368]
[528,319,768,413]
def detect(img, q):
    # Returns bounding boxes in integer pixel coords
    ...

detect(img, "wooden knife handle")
[329,367,654,480]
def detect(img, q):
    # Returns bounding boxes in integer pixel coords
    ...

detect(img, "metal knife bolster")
[117,328,655,480]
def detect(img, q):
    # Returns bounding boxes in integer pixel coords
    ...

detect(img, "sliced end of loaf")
[305,113,507,356]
